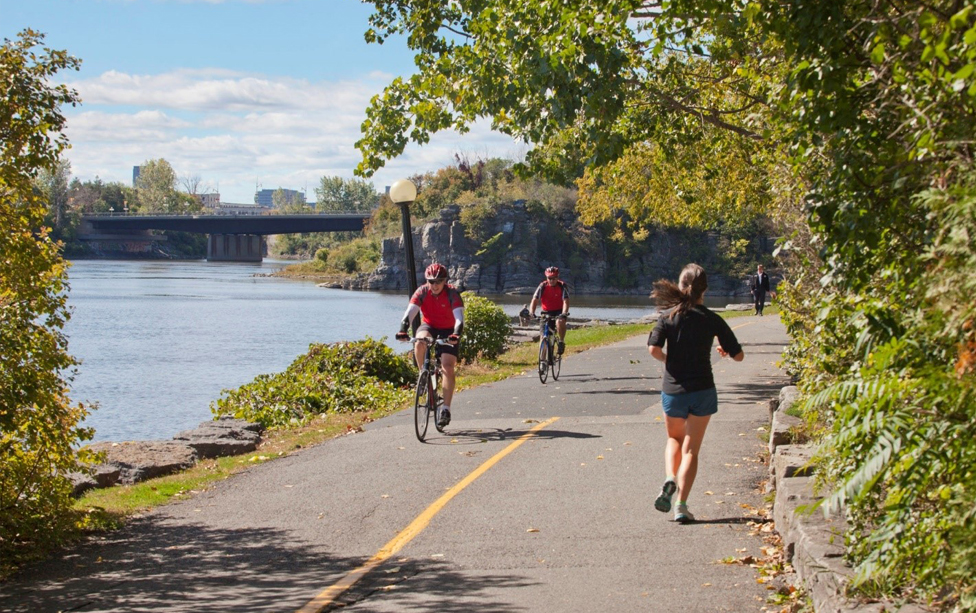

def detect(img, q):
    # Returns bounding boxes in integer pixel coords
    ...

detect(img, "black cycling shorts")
[417,324,459,358]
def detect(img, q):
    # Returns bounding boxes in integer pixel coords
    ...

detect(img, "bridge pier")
[207,234,265,262]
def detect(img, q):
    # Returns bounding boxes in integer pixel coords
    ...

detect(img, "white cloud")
[61,68,520,203]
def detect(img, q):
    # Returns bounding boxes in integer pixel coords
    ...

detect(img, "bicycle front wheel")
[414,371,433,441]
[538,339,549,384]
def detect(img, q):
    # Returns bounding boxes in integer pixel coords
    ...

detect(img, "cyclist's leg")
[440,352,457,406]
[415,325,434,369]
[556,316,567,341]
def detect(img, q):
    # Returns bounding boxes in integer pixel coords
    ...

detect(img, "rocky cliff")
[339,202,771,296]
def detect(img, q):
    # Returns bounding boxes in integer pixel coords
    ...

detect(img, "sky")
[1,0,522,204]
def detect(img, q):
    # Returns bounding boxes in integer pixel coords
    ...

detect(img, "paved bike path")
[0,315,790,612]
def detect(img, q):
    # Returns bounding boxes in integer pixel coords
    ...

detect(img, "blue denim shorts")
[661,388,718,419]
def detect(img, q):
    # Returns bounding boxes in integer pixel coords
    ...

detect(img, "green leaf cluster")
[0,30,93,572]
[210,338,414,429]
[458,293,511,362]
[315,176,378,213]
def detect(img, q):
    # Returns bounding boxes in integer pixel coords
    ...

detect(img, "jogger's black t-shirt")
[648,305,742,395]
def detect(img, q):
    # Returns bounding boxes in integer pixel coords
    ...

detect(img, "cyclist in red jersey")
[395,263,464,428]
[529,266,570,354]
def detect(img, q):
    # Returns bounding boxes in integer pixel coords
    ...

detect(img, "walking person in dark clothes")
[750,264,772,316]
[647,264,745,523]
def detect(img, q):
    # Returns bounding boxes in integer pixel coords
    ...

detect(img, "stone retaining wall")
[769,386,931,613]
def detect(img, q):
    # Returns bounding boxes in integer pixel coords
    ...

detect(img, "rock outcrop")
[340,203,775,296]
[70,416,264,496]
[85,441,198,486]
[172,416,262,459]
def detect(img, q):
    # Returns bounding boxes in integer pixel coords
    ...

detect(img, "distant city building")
[195,193,221,208]
[255,188,305,208]
[132,166,141,187]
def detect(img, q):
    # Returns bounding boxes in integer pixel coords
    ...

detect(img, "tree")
[314,176,377,212]
[178,173,212,197]
[272,187,309,212]
[68,177,128,214]
[0,29,92,569]
[135,158,180,213]
[355,1,764,184]
[37,158,73,241]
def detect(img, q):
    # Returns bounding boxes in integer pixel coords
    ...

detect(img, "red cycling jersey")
[410,284,464,329]
[533,280,569,312]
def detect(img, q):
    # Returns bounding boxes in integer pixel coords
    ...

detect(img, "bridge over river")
[79,212,371,261]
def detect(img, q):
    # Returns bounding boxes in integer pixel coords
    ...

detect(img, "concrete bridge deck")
[81,212,371,236]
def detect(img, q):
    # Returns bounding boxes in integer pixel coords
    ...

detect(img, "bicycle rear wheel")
[552,347,562,381]
[414,371,433,441]
[538,339,549,383]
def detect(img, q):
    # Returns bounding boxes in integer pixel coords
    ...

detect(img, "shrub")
[1,32,92,575]
[458,292,511,362]
[211,337,414,429]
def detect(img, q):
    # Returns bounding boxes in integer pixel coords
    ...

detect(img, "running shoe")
[674,504,696,524]
[437,407,452,428]
[654,479,677,513]
[558,341,565,354]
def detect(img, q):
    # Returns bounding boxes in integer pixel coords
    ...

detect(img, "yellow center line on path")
[731,321,755,331]
[295,416,562,613]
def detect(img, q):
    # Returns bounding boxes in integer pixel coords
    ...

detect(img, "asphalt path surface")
[1,314,791,613]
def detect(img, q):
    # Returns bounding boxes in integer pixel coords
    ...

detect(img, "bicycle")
[410,337,452,442]
[536,313,567,384]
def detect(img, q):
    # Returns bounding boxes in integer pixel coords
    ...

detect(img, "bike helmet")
[545,266,559,278]
[425,262,448,281]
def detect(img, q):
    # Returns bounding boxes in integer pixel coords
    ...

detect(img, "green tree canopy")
[271,187,309,212]
[135,158,197,213]
[37,158,72,240]
[0,29,92,571]
[315,176,377,212]
[355,1,764,184]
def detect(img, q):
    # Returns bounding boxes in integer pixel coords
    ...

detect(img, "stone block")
[87,441,197,484]
[779,385,800,414]
[173,418,262,459]
[774,445,817,487]
[68,472,98,497]
[769,410,805,454]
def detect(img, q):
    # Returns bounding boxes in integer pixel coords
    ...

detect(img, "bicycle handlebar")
[409,337,454,346]
[533,313,569,320]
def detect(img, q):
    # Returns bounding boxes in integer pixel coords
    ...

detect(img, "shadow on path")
[0,519,536,613]
[420,428,601,446]
[324,557,536,612]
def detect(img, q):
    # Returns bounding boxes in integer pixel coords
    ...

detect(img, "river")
[64,260,737,442]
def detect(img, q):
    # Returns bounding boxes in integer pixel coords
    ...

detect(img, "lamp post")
[389,179,419,296]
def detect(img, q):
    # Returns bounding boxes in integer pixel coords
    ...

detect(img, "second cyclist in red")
[395,263,465,428]
[529,266,570,354]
